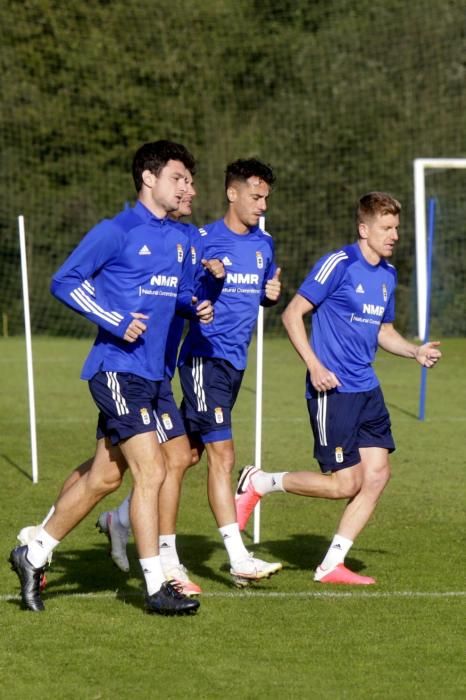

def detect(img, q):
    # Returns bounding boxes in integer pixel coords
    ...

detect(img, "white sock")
[219,523,249,564]
[159,534,180,573]
[116,495,131,530]
[26,527,60,568]
[319,534,353,572]
[252,470,288,495]
[139,556,165,596]
[41,505,55,527]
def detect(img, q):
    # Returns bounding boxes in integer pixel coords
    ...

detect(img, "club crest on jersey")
[214,407,224,424]
[140,408,151,426]
[177,243,184,262]
[335,447,344,464]
[382,283,388,302]
[191,246,197,265]
[256,251,264,269]
[161,413,173,430]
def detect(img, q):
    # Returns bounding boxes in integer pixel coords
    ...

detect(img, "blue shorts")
[307,386,395,473]
[179,356,244,443]
[90,371,161,446]
[154,376,186,444]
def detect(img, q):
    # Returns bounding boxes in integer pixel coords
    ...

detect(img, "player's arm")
[378,323,441,368]
[176,242,213,324]
[50,223,139,340]
[282,294,341,391]
[264,266,281,304]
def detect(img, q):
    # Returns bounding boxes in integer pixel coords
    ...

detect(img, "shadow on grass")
[386,401,418,420]
[0,453,32,481]
[6,531,391,612]
[240,531,389,575]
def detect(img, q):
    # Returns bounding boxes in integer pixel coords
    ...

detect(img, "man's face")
[175,171,197,218]
[228,176,270,228]
[359,211,400,260]
[145,159,188,215]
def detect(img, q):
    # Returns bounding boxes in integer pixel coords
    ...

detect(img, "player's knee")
[365,461,391,494]
[208,453,235,476]
[163,445,192,474]
[132,460,166,490]
[88,471,123,498]
[332,468,361,499]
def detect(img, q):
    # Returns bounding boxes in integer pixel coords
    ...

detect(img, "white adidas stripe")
[315,251,348,284]
[82,279,95,296]
[193,357,207,412]
[317,391,327,446]
[154,412,168,444]
[106,372,129,416]
[71,287,123,327]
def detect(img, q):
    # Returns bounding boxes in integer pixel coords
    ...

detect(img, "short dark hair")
[357,191,401,225]
[132,140,196,192]
[225,158,275,191]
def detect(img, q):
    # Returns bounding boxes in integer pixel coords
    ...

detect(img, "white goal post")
[414,158,466,340]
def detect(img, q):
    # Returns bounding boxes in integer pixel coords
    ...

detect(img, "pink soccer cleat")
[314,564,376,585]
[235,465,262,531]
[164,564,202,597]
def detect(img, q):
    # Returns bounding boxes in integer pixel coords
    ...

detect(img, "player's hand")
[192,297,214,324]
[124,313,149,342]
[309,359,341,392]
[265,267,281,301]
[202,258,225,279]
[415,341,441,368]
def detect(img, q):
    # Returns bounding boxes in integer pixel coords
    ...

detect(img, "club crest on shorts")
[140,408,151,425]
[214,407,224,424]
[177,243,184,262]
[161,412,173,430]
[191,245,197,265]
[256,251,264,269]
[335,447,344,464]
[382,283,388,302]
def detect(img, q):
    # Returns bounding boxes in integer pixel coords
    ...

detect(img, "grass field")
[1,336,465,699]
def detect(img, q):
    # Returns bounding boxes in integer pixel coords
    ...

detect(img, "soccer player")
[9,140,213,614]
[177,158,283,586]
[16,172,222,596]
[95,170,225,593]
[235,191,442,584]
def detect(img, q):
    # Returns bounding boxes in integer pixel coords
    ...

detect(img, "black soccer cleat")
[145,580,200,616]
[9,545,46,612]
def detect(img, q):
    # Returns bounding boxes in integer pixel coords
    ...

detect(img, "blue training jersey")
[164,220,205,378]
[298,242,397,395]
[51,201,195,381]
[178,218,277,371]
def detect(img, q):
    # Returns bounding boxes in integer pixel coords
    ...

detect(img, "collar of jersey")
[220,218,260,237]
[134,200,170,226]
[352,242,383,272]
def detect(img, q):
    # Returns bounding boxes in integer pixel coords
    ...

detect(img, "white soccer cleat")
[96,511,130,573]
[17,524,53,565]
[230,553,282,588]
[164,564,202,596]
[17,525,41,546]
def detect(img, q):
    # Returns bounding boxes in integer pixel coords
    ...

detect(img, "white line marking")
[2,590,465,602]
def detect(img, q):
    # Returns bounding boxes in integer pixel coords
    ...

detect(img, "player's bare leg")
[205,440,282,585]
[156,435,203,595]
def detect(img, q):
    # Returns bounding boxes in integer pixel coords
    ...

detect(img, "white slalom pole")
[253,216,266,543]
[18,215,39,483]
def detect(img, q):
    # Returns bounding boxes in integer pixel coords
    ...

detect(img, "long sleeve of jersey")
[50,221,134,338]
[175,241,198,319]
